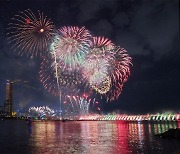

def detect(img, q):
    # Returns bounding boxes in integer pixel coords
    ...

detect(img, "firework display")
[64,94,99,116]
[7,9,55,57]
[28,106,56,119]
[7,9,132,115]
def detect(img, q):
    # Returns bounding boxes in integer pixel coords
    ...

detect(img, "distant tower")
[4,80,13,117]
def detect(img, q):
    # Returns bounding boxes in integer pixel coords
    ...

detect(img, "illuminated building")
[4,80,13,117]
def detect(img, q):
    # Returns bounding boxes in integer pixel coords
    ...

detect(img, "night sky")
[0,0,179,114]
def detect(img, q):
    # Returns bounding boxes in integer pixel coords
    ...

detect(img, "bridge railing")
[78,114,180,121]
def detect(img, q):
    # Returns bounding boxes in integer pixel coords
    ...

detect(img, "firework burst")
[82,36,115,94]
[28,106,56,119]
[7,9,55,57]
[50,26,92,71]
[107,46,132,101]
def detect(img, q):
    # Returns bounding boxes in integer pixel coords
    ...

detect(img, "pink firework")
[107,46,132,101]
[91,36,114,49]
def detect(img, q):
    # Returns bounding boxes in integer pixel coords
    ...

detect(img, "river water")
[0,120,179,154]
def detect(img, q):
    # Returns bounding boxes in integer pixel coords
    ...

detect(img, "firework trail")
[52,51,62,115]
[50,26,92,71]
[7,9,55,57]
[64,94,99,116]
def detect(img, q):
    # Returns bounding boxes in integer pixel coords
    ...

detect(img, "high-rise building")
[4,80,13,117]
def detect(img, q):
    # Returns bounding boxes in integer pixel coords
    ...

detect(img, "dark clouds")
[0,0,179,113]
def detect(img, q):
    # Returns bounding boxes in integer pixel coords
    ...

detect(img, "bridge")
[79,114,180,121]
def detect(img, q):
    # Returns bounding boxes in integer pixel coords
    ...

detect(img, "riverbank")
[156,128,180,139]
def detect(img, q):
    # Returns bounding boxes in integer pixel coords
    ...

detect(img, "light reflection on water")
[0,121,180,154]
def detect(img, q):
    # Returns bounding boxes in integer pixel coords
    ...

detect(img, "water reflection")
[153,122,178,134]
[28,121,179,154]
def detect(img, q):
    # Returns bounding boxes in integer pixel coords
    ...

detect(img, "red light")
[83,93,86,98]
[25,18,30,24]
